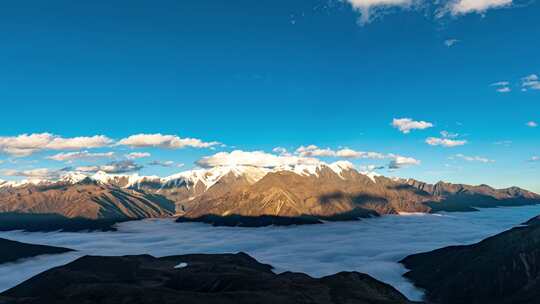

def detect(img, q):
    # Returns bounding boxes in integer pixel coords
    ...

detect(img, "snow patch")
[174,262,188,269]
[359,171,380,183]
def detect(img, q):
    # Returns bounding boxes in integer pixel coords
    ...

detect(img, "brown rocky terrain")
[401,215,540,304]
[0,179,175,220]
[1,165,539,229]
[178,166,540,225]
[183,167,432,220]
[0,252,413,304]
[405,179,540,212]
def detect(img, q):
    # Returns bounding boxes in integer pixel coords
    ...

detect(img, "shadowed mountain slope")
[0,252,413,304]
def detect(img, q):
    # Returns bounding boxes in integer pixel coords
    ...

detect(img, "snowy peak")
[164,165,269,190]
[60,172,88,184]
[274,161,356,179]
[90,171,162,188]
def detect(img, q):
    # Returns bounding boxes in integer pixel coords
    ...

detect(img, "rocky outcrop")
[0,238,73,265]
[0,252,413,304]
[401,215,540,304]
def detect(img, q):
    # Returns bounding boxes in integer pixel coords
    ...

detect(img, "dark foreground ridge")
[0,213,128,232]
[176,208,378,227]
[0,238,73,265]
[0,252,413,304]
[401,214,540,304]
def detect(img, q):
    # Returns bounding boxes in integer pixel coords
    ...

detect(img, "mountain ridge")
[1,162,538,227]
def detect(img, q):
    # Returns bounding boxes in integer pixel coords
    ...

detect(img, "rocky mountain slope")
[0,179,175,220]
[401,215,540,304]
[406,179,540,212]
[0,252,413,304]
[182,164,432,222]
[0,238,73,265]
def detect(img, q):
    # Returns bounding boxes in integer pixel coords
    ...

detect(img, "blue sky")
[0,0,538,191]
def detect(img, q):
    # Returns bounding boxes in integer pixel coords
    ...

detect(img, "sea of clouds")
[2,204,540,301]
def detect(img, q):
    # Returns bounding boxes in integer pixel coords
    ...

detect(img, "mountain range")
[1,161,539,227]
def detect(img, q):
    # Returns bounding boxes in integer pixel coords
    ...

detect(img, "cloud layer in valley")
[1,205,540,301]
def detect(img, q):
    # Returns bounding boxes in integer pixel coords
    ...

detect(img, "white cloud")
[0,133,112,157]
[47,151,115,162]
[444,39,459,47]
[118,134,219,149]
[148,160,184,168]
[453,154,494,163]
[358,164,385,171]
[294,145,387,159]
[491,81,509,86]
[530,156,540,162]
[1,168,63,179]
[388,155,421,169]
[75,160,143,174]
[335,148,387,159]
[346,0,412,24]
[272,147,290,156]
[196,150,321,169]
[521,74,540,91]
[295,145,336,157]
[440,131,459,138]
[392,118,433,134]
[490,81,511,93]
[426,137,467,147]
[447,0,512,15]
[527,121,538,128]
[125,152,151,160]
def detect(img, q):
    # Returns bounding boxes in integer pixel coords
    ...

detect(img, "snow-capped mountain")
[1,161,367,192]
[2,161,538,224]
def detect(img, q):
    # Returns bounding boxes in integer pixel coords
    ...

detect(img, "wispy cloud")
[426,137,467,147]
[75,160,143,174]
[118,134,219,149]
[452,153,495,163]
[521,74,540,91]
[445,0,513,15]
[47,151,115,162]
[490,81,511,93]
[440,130,459,138]
[527,121,538,128]
[444,39,459,47]
[125,152,151,160]
[294,145,387,159]
[345,0,413,24]
[392,118,434,134]
[148,160,184,168]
